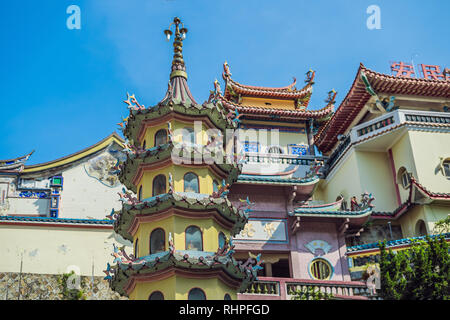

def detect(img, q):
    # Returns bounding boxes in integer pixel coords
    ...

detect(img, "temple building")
[1,17,449,300]
[105,17,260,300]
[314,63,450,280]
[217,63,376,299]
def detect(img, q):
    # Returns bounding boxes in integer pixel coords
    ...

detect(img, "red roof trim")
[315,63,450,153]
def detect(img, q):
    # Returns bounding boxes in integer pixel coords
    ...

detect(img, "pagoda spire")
[160,17,197,105]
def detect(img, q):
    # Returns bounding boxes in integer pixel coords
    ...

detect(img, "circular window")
[309,258,332,280]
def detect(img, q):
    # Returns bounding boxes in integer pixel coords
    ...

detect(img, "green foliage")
[379,235,450,300]
[291,286,334,300]
[433,216,450,235]
[58,271,86,300]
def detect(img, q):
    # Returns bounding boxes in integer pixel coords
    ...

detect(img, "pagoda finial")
[160,17,197,105]
[164,17,188,80]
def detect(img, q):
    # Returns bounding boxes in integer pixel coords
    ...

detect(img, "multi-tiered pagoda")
[104,17,261,300]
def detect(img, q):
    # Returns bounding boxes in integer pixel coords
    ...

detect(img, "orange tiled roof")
[219,95,334,120]
[315,63,450,154]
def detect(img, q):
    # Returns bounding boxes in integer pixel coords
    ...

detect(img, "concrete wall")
[0,224,123,277]
[8,198,49,216]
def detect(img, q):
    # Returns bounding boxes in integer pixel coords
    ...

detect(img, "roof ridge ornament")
[305,69,315,84]
[223,61,232,79]
[325,89,337,105]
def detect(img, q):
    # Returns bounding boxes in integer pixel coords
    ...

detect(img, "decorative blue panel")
[288,144,309,156]
[19,191,49,199]
[243,141,259,153]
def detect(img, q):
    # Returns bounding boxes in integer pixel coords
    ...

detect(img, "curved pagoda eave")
[123,102,236,144]
[114,192,248,242]
[109,250,258,297]
[219,95,334,122]
[118,143,242,194]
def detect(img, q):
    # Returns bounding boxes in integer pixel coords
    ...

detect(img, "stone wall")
[0,272,127,300]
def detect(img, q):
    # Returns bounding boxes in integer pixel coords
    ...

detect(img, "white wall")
[0,225,126,276]
[60,152,123,219]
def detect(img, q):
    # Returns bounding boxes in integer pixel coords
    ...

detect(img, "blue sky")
[1,0,448,164]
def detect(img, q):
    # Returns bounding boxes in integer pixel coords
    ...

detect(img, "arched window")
[182,127,196,145]
[134,238,139,258]
[397,167,410,189]
[218,232,226,249]
[188,288,206,300]
[155,129,168,146]
[224,293,232,300]
[415,219,428,236]
[148,291,164,300]
[152,174,166,196]
[142,140,146,150]
[443,160,450,179]
[138,185,143,201]
[213,180,219,193]
[185,226,203,251]
[309,258,332,280]
[184,172,199,193]
[150,228,165,254]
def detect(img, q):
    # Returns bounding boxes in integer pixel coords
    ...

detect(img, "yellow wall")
[141,123,168,148]
[138,165,222,199]
[134,215,231,257]
[129,276,176,300]
[322,150,362,206]
[241,97,296,110]
[391,131,418,203]
[398,204,450,238]
[353,150,398,212]
[407,131,450,193]
[131,274,237,300]
[141,120,212,148]
[323,149,398,212]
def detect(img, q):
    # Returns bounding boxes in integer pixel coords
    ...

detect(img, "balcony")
[326,109,450,172]
[238,277,376,300]
[244,153,328,166]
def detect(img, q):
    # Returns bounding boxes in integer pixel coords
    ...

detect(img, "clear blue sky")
[1,0,448,164]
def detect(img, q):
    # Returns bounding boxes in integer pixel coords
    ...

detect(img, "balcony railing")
[244,153,328,166]
[245,280,280,295]
[239,277,376,300]
[326,109,450,173]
